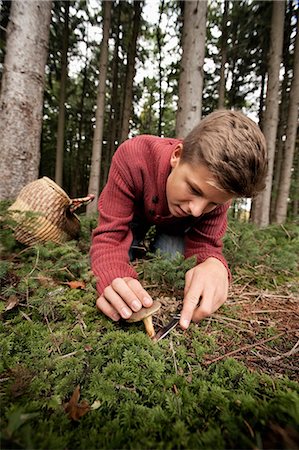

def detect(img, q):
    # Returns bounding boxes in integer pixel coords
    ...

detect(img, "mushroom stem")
[143,316,155,338]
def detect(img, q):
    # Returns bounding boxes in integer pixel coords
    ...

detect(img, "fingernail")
[121,307,131,319]
[143,297,152,307]
[112,313,120,321]
[180,318,189,329]
[131,299,142,311]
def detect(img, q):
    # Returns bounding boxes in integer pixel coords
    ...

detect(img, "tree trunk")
[55,2,69,187]
[0,0,52,200]
[273,19,299,224]
[252,0,285,227]
[72,50,88,197]
[104,4,121,187]
[157,0,165,136]
[291,147,299,218]
[120,1,142,144]
[218,0,229,109]
[270,1,293,221]
[86,0,112,215]
[175,0,207,138]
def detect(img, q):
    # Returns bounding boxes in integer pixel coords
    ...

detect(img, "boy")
[90,110,267,330]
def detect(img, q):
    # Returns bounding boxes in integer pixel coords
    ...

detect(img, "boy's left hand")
[179,257,229,330]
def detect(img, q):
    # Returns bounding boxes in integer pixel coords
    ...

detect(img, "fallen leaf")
[64,385,90,421]
[5,296,19,311]
[91,400,101,410]
[66,281,86,290]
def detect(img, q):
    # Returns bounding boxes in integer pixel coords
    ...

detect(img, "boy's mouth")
[173,205,189,217]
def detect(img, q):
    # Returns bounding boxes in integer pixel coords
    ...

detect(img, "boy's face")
[166,145,233,218]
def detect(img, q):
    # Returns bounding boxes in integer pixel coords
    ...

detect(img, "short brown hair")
[181,110,268,197]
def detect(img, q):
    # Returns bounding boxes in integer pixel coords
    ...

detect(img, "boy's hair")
[181,110,268,197]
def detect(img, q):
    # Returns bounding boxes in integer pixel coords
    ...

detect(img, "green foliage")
[0,205,298,449]
[223,219,299,288]
[138,251,196,292]
[137,220,299,292]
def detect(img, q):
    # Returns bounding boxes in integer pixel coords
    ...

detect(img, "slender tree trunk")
[270,2,293,220]
[175,0,207,138]
[0,0,52,200]
[86,1,112,215]
[55,2,69,187]
[252,1,285,227]
[72,51,88,197]
[0,0,11,90]
[270,79,289,221]
[104,4,121,186]
[120,1,142,144]
[291,148,299,218]
[156,0,165,136]
[218,0,229,109]
[273,20,299,224]
[251,57,267,221]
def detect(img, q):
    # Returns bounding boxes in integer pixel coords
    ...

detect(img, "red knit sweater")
[91,135,231,295]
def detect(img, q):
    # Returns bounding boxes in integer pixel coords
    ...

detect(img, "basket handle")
[69,194,95,213]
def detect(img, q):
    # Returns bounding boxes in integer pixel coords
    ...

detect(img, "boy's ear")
[170,144,183,168]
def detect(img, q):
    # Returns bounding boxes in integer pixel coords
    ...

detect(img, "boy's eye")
[188,185,201,196]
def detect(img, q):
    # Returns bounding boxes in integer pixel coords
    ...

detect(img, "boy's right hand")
[96,277,153,321]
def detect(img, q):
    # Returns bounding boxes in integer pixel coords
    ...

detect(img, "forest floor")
[0,210,298,450]
[149,283,299,380]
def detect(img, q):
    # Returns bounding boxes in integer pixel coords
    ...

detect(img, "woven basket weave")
[8,177,92,246]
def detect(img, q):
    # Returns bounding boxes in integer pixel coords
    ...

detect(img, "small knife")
[152,314,181,342]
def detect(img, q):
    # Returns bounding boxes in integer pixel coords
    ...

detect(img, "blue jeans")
[152,233,184,257]
[129,220,184,260]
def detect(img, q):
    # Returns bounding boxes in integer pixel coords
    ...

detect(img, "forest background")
[0,1,299,449]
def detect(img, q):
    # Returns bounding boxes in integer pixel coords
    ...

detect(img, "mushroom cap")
[127,300,161,323]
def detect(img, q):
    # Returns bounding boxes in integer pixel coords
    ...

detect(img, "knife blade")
[152,314,181,342]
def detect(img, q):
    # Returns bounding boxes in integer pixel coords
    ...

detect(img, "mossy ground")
[0,207,298,450]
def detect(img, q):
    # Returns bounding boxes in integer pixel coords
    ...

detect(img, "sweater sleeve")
[184,202,232,281]
[90,146,139,295]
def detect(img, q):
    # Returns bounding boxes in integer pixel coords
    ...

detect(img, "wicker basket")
[8,177,94,246]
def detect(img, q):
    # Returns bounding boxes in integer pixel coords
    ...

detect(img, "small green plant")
[224,219,299,288]
[138,251,196,292]
[0,201,298,449]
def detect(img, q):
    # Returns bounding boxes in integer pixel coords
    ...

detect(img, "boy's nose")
[188,198,207,217]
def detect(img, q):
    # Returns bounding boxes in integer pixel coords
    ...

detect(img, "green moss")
[0,203,298,449]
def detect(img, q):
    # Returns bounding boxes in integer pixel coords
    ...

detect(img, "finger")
[184,269,193,296]
[180,286,202,330]
[102,285,133,319]
[111,277,144,312]
[96,295,121,321]
[192,287,225,322]
[126,278,153,307]
[192,294,214,323]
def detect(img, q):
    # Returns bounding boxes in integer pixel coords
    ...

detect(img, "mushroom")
[127,301,161,338]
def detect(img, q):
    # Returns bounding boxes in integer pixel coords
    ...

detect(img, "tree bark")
[156,0,165,136]
[104,4,121,187]
[86,0,112,215]
[175,0,207,138]
[291,147,299,218]
[55,2,69,187]
[252,1,285,227]
[0,0,52,200]
[273,18,299,224]
[72,49,88,197]
[120,1,142,144]
[218,0,229,109]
